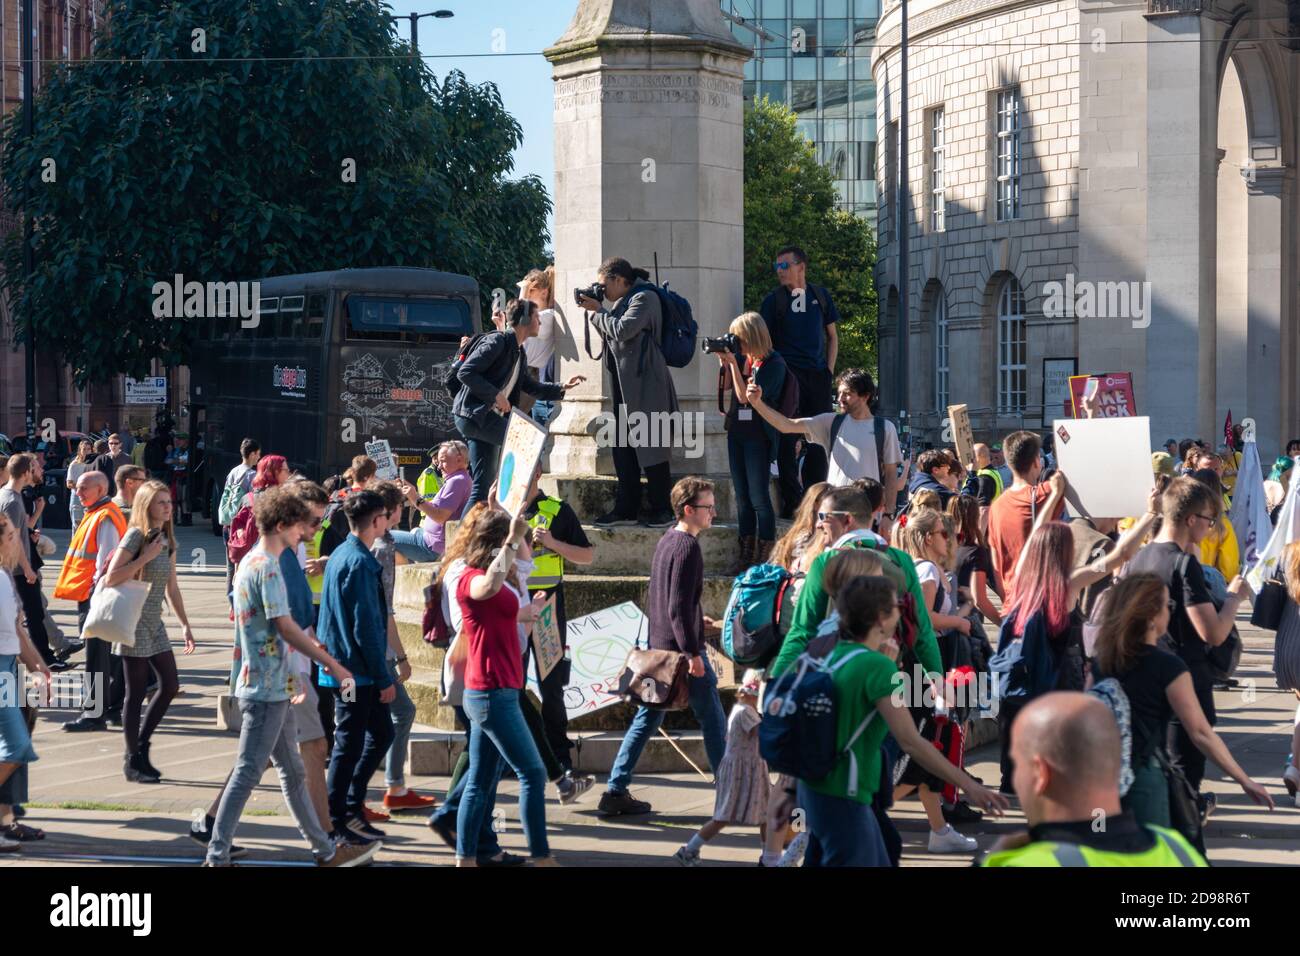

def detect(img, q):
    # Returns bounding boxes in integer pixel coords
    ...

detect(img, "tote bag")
[81,575,149,647]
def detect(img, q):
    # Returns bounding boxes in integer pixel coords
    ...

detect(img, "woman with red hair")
[252,455,290,492]
[991,473,1161,793]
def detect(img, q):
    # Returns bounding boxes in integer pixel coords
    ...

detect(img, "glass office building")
[723,0,880,215]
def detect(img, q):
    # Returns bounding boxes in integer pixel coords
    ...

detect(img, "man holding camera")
[759,246,839,519]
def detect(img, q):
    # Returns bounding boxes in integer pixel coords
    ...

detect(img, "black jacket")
[453,331,563,433]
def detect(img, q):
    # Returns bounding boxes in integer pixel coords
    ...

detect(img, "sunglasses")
[773,261,793,272]
[817,511,851,521]
[930,529,951,539]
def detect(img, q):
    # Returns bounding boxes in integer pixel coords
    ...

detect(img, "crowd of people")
[2,249,1299,867]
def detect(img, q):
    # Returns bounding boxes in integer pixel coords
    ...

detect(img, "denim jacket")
[316,535,391,690]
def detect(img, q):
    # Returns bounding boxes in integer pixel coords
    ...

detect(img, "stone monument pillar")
[544,0,750,480]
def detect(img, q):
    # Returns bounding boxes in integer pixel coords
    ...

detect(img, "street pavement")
[5,525,1298,867]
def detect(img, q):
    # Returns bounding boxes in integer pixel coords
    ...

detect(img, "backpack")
[443,331,493,401]
[1197,561,1243,681]
[721,564,802,667]
[829,414,889,485]
[1089,676,1136,797]
[643,282,698,369]
[773,362,800,419]
[422,576,452,648]
[225,494,259,566]
[318,495,351,558]
[218,471,247,527]
[772,284,832,330]
[759,646,878,793]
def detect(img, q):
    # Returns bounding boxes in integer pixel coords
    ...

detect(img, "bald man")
[960,443,1002,531]
[982,693,1206,867]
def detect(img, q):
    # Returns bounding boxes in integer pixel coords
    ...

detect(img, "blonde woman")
[717,312,790,573]
[101,480,195,783]
[521,266,567,427]
[771,480,831,579]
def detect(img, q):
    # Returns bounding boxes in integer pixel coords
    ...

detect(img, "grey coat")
[589,284,679,468]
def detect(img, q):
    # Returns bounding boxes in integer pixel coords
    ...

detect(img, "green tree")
[743,96,876,375]
[1,0,549,383]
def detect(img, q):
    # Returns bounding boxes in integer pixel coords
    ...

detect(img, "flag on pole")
[1231,441,1275,575]
[1245,452,1300,592]
[1224,409,1234,451]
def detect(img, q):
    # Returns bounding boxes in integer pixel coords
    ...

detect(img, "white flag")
[1228,441,1274,572]
[1245,454,1300,592]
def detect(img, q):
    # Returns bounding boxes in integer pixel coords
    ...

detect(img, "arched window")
[933,291,949,412]
[997,277,1026,412]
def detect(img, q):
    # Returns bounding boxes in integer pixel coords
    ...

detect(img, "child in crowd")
[673,670,769,866]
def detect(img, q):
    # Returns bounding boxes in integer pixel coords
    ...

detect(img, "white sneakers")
[927,825,978,854]
[673,845,701,866]
[1283,765,1300,808]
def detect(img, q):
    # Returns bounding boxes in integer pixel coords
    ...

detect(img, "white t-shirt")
[523,308,558,371]
[799,413,902,486]
[915,559,955,616]
[0,570,19,655]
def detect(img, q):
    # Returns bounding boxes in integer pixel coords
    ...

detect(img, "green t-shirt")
[803,641,899,806]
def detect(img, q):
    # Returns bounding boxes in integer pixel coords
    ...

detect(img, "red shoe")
[383,790,438,812]
[362,805,390,823]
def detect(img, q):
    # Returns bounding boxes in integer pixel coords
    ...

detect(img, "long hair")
[1003,523,1073,637]
[522,265,568,332]
[1284,541,1300,605]
[772,481,830,570]
[728,311,773,360]
[75,440,94,465]
[899,508,951,570]
[948,494,986,550]
[436,501,493,588]
[1094,573,1167,677]
[252,454,288,491]
[128,480,177,556]
[462,511,522,594]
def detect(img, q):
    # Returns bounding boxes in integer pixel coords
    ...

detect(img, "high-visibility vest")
[53,500,127,602]
[526,497,565,590]
[978,467,1005,499]
[982,826,1206,868]
[307,520,327,602]
[416,466,442,500]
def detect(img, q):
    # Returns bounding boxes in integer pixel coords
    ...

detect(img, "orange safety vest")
[53,500,127,602]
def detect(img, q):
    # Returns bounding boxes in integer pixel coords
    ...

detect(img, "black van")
[189,267,480,504]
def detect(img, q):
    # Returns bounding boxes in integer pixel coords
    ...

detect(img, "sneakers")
[673,845,701,866]
[642,510,675,529]
[942,801,983,825]
[346,815,386,840]
[188,814,249,859]
[927,825,978,854]
[477,850,528,867]
[597,790,651,817]
[556,771,595,805]
[334,826,378,847]
[62,715,107,733]
[777,831,809,867]
[362,805,391,823]
[593,510,638,529]
[0,832,19,854]
[317,842,379,868]
[383,790,437,812]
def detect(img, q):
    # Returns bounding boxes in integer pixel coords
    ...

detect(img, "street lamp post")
[896,0,910,443]
[405,9,454,57]
[22,0,35,446]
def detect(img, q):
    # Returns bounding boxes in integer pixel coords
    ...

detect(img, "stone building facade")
[873,0,1299,456]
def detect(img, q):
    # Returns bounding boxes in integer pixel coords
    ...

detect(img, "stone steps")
[540,472,753,523]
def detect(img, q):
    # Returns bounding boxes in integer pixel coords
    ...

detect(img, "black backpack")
[443,331,493,401]
[828,414,889,483]
[771,284,831,327]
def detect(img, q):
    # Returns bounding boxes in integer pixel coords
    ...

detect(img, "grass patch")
[26,800,281,817]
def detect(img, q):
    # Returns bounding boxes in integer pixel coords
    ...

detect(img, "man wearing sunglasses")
[759,245,840,518]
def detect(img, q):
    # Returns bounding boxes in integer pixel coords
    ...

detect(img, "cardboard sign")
[497,410,548,516]
[364,438,399,480]
[947,404,975,469]
[530,594,563,682]
[1053,416,1154,519]
[1069,373,1136,418]
[526,601,646,721]
[705,642,737,691]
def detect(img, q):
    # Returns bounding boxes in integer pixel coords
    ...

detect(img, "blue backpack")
[641,281,698,369]
[759,647,878,793]
[721,564,801,668]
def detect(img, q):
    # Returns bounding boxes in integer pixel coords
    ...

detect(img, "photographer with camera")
[453,299,586,509]
[710,312,788,574]
[577,257,679,529]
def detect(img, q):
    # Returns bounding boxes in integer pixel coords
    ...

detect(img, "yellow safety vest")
[978,467,1004,499]
[527,497,565,590]
[982,826,1206,867]
[417,466,442,500]
[307,520,327,602]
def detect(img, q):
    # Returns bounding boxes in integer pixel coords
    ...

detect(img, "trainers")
[347,815,386,840]
[593,510,638,529]
[777,831,809,867]
[61,715,107,733]
[317,842,379,868]
[477,850,528,867]
[188,815,248,859]
[333,826,378,847]
[942,801,983,825]
[556,772,594,805]
[597,790,652,817]
[673,845,701,867]
[641,510,675,529]
[927,825,978,854]
[0,832,19,854]
[383,790,437,812]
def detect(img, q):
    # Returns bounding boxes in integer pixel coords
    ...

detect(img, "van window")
[303,294,326,340]
[345,296,472,343]
[277,295,304,338]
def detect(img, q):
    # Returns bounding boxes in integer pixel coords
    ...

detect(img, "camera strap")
[583,310,605,362]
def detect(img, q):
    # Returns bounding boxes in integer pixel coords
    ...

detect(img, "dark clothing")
[143,438,169,474]
[960,472,999,507]
[725,352,788,459]
[758,284,839,371]
[1092,645,1187,768]
[609,370,671,517]
[523,494,589,641]
[908,470,955,509]
[452,330,563,438]
[326,684,395,829]
[316,535,392,690]
[775,364,833,518]
[1028,810,1159,855]
[20,486,42,571]
[91,452,132,497]
[15,574,54,665]
[648,529,704,656]
[729,435,778,541]
[955,543,996,592]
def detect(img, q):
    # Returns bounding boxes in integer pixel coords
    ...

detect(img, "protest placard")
[947,403,974,468]
[526,601,646,721]
[1053,416,1153,519]
[1069,372,1136,418]
[497,410,548,516]
[530,594,563,682]
[364,438,399,480]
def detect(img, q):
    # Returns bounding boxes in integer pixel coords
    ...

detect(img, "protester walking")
[0,455,60,669]
[579,258,677,528]
[219,439,261,602]
[987,431,1064,597]
[101,480,195,783]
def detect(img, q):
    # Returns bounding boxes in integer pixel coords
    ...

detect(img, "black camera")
[574,283,606,307]
[701,333,742,356]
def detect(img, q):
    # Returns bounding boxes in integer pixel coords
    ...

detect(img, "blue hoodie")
[316,535,391,690]
[907,469,954,508]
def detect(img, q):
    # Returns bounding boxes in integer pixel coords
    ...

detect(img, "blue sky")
[386,2,579,236]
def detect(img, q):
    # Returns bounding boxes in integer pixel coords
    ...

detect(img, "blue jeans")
[431,708,503,858]
[531,399,556,428]
[455,416,502,510]
[208,698,334,865]
[607,653,727,794]
[728,434,777,540]
[326,684,395,830]
[389,528,439,564]
[798,781,892,867]
[459,688,549,859]
[385,660,417,788]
